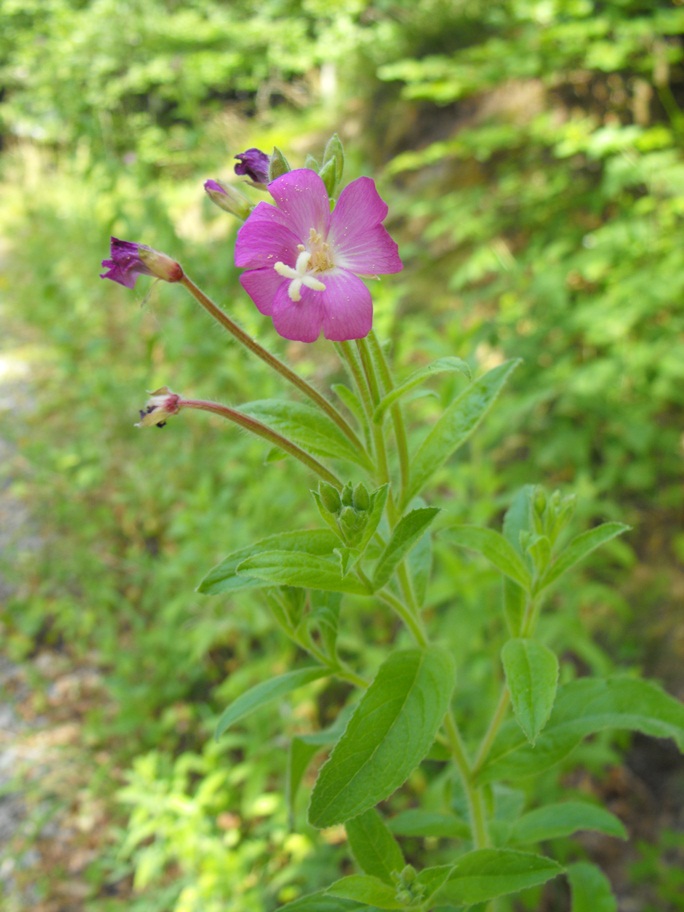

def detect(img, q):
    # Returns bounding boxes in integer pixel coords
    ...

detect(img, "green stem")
[180,275,365,453]
[356,338,396,500]
[376,588,429,648]
[472,687,510,775]
[444,712,490,849]
[367,331,411,501]
[179,397,341,488]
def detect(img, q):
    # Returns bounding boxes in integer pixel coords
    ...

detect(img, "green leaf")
[287,711,355,813]
[198,529,339,595]
[509,802,627,845]
[433,849,563,905]
[305,592,342,660]
[403,360,520,504]
[215,667,328,739]
[278,892,372,912]
[406,526,433,606]
[502,578,526,637]
[539,522,630,591]
[373,356,471,423]
[328,876,403,910]
[308,647,456,827]
[567,861,617,912]
[346,809,405,884]
[387,810,470,839]
[372,507,440,590]
[332,383,367,428]
[240,399,372,470]
[446,526,532,589]
[287,737,323,818]
[503,486,535,554]
[478,676,684,784]
[238,551,371,595]
[355,484,390,554]
[501,639,559,744]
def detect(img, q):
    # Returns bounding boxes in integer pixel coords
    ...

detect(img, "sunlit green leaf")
[309,647,455,827]
[478,676,684,783]
[433,849,563,904]
[372,507,440,590]
[215,666,328,739]
[403,360,520,504]
[509,802,627,845]
[539,523,631,591]
[346,809,405,884]
[198,529,339,595]
[502,639,559,744]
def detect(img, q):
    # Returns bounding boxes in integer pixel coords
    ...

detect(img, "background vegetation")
[1,1,682,909]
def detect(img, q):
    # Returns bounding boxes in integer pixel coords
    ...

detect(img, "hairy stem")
[180,275,366,453]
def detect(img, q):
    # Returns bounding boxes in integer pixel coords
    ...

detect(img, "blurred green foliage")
[1,0,683,909]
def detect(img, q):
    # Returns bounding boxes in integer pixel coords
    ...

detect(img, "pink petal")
[268,169,331,241]
[329,177,403,276]
[239,268,286,316]
[271,286,325,342]
[319,270,373,341]
[235,201,299,269]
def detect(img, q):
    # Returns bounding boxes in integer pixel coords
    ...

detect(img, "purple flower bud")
[234,148,271,185]
[234,169,402,342]
[100,238,183,289]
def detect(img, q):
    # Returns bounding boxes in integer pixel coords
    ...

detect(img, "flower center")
[274,228,333,302]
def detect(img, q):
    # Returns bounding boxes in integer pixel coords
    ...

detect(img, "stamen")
[274,248,327,302]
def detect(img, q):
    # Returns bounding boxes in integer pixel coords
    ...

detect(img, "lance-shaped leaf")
[373,356,471,423]
[502,639,559,744]
[508,802,627,846]
[287,710,354,815]
[372,507,440,590]
[238,551,371,594]
[346,809,405,884]
[403,359,520,505]
[198,529,339,595]
[567,862,617,912]
[215,666,328,739]
[240,399,373,470]
[447,525,532,590]
[387,810,470,839]
[477,676,684,784]
[538,522,630,592]
[432,849,563,905]
[308,647,455,827]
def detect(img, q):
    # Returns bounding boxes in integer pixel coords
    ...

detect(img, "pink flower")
[234,169,403,343]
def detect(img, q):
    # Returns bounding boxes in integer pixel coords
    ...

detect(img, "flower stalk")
[177,395,342,488]
[179,274,368,457]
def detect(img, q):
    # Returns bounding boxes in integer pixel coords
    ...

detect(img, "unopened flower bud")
[136,387,182,428]
[268,147,291,181]
[234,148,271,185]
[318,481,342,515]
[100,238,183,289]
[352,482,370,512]
[203,179,252,219]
